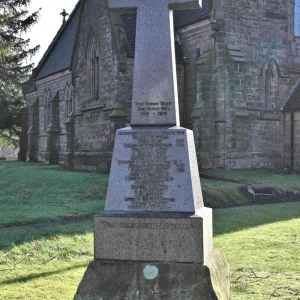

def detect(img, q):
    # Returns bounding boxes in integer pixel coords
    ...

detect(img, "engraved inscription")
[127,132,172,211]
[118,130,185,136]
[176,139,185,147]
[265,11,287,20]
[173,160,185,173]
[135,101,172,117]
[102,221,201,230]
[118,131,185,211]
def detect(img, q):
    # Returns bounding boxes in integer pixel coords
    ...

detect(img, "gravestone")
[74,0,230,299]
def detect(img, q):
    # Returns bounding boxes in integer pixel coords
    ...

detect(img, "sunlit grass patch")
[0,221,93,300]
[214,203,300,300]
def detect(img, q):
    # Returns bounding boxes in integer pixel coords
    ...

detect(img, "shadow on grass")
[0,219,93,250]
[0,161,50,168]
[214,201,300,236]
[0,263,88,285]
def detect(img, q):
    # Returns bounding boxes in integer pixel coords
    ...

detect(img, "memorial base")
[94,210,212,264]
[74,210,231,299]
[74,250,231,300]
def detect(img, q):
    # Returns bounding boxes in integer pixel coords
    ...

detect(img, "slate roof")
[34,0,209,79]
[173,1,210,28]
[121,0,210,57]
[281,79,300,112]
[35,2,81,80]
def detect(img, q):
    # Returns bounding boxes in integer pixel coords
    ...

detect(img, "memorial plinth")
[105,127,203,213]
[74,0,230,299]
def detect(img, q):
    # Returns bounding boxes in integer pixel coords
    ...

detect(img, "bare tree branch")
[269,286,300,299]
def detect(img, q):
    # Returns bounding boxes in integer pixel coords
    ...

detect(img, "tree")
[0,0,39,145]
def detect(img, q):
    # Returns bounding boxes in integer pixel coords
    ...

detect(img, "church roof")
[33,0,209,79]
[281,79,300,112]
[34,1,81,80]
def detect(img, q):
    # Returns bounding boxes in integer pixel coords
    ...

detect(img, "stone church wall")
[177,19,213,129]
[23,0,300,172]
[294,112,300,171]
[71,0,133,172]
[34,70,71,163]
[177,19,218,169]
[191,0,299,169]
[284,111,300,172]
[24,91,37,162]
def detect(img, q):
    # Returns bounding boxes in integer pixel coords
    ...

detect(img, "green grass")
[0,162,108,227]
[1,203,299,299]
[214,203,300,299]
[202,169,300,189]
[201,179,248,207]
[0,162,300,299]
[0,221,93,300]
[201,169,300,207]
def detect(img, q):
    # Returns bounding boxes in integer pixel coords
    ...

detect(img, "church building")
[22,0,300,172]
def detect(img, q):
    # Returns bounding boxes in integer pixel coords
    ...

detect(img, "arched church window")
[295,0,300,36]
[261,59,279,113]
[87,30,100,100]
[265,67,272,110]
[43,89,52,131]
[64,83,73,117]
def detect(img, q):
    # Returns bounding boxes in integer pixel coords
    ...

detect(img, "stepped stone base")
[74,250,231,300]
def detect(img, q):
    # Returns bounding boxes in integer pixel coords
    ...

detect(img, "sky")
[26,0,79,66]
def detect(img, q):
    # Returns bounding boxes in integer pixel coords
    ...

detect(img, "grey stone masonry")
[19,107,28,162]
[27,99,39,162]
[94,210,212,264]
[23,0,300,173]
[104,0,205,215]
[45,92,60,164]
[75,253,231,300]
[105,126,204,213]
[75,0,231,298]
[64,113,75,169]
[109,0,201,126]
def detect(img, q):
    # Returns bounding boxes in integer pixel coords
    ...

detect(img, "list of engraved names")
[117,130,185,211]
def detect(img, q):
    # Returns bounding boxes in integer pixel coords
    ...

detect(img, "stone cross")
[75,1,230,298]
[109,0,202,126]
[60,9,69,25]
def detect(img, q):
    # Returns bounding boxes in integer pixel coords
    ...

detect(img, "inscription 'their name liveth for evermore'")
[102,221,201,230]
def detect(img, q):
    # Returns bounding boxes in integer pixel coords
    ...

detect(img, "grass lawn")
[201,169,300,207]
[202,169,300,189]
[0,162,300,299]
[214,203,300,299]
[0,162,107,227]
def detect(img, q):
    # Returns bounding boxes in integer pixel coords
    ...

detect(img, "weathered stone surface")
[74,250,230,300]
[22,0,300,172]
[109,0,201,126]
[94,209,212,264]
[19,107,28,162]
[206,250,231,300]
[45,92,60,164]
[105,126,203,213]
[27,99,39,162]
